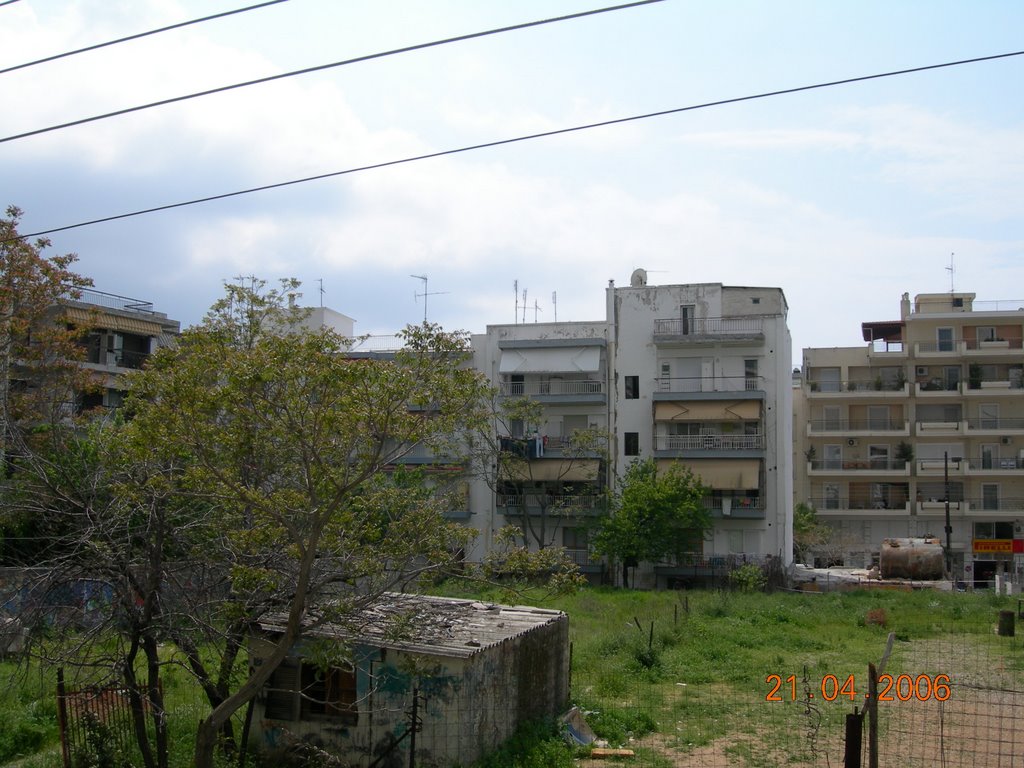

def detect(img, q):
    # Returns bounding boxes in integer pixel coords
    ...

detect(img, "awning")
[861,321,905,342]
[63,306,163,337]
[658,459,760,490]
[498,347,601,374]
[508,459,600,482]
[654,400,760,421]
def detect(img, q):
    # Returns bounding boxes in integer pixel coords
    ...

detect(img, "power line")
[10,48,1024,242]
[0,0,291,76]
[0,0,665,145]
[0,0,23,7]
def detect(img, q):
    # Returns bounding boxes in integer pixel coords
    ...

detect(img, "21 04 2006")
[765,673,951,702]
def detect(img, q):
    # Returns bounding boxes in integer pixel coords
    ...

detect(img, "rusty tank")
[879,537,944,580]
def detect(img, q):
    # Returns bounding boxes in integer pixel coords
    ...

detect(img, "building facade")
[63,288,180,412]
[469,272,793,583]
[797,291,1024,586]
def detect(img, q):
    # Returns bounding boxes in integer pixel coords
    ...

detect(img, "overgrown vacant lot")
[3,586,1022,767]
[453,585,1023,767]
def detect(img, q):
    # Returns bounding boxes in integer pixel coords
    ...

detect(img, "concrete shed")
[250,593,570,767]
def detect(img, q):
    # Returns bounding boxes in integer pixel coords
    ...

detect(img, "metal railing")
[809,496,910,511]
[808,379,906,393]
[499,379,604,396]
[496,494,603,510]
[966,417,1024,430]
[809,459,908,471]
[655,434,764,451]
[963,497,1024,512]
[653,316,765,338]
[702,496,764,511]
[346,335,405,353]
[73,288,155,314]
[655,375,762,393]
[964,457,1024,470]
[808,419,905,432]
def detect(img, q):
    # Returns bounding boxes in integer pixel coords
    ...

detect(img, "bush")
[729,564,766,593]
[472,720,574,768]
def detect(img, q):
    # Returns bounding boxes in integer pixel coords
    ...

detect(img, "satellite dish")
[630,268,648,287]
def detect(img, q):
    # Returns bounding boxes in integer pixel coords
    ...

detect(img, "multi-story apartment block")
[63,288,180,411]
[471,272,793,585]
[797,291,1024,586]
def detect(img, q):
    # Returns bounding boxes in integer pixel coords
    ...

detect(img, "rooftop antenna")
[946,253,956,293]
[410,274,448,323]
[552,291,557,322]
[522,288,527,324]
[533,299,543,323]
[514,279,519,325]
[316,278,325,307]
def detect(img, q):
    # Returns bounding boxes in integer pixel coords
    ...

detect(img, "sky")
[3,0,1023,366]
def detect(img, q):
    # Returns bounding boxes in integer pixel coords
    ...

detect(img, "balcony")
[964,457,1024,475]
[914,420,963,437]
[654,433,764,454]
[703,495,765,519]
[654,375,762,395]
[807,380,908,398]
[916,457,965,476]
[810,497,911,516]
[965,417,1024,435]
[498,376,605,404]
[496,494,606,517]
[653,316,765,346]
[807,418,909,437]
[963,337,1023,357]
[962,497,1024,514]
[808,459,910,477]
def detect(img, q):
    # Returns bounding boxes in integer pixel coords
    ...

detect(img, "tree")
[793,501,827,564]
[121,278,492,768]
[594,458,710,587]
[0,206,95,564]
[0,205,92,465]
[487,395,607,550]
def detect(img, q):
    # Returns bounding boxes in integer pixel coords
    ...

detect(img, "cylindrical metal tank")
[879,538,944,580]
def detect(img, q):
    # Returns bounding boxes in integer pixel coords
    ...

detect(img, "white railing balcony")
[655,375,761,393]
[654,434,765,451]
[653,315,765,340]
[499,379,604,396]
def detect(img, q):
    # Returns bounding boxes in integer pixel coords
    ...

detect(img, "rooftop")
[258,593,566,658]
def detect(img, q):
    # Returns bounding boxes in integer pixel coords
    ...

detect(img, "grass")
[2,586,1020,767]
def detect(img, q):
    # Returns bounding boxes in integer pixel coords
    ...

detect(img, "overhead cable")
[10,48,1024,242]
[0,0,291,76]
[0,0,665,144]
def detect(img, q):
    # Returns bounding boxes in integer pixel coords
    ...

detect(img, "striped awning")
[507,459,600,482]
[63,306,163,337]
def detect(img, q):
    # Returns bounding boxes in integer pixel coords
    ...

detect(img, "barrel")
[879,538,944,580]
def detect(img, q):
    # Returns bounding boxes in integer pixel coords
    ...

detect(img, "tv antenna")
[532,299,543,323]
[410,274,448,323]
[514,279,519,324]
[316,278,325,307]
[552,291,557,322]
[522,288,528,324]
[946,253,955,292]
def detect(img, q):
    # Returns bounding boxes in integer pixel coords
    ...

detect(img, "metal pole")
[944,451,953,578]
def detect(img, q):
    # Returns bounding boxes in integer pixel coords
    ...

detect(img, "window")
[937,327,954,352]
[624,375,639,399]
[981,484,999,512]
[744,359,758,391]
[976,326,996,344]
[563,527,588,550]
[624,432,639,456]
[264,659,358,725]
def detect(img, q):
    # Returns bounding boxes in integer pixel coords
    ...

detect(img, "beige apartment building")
[797,291,1024,586]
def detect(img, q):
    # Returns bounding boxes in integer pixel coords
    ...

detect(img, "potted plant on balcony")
[969,363,982,390]
[895,441,913,469]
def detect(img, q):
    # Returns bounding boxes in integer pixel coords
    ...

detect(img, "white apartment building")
[797,291,1024,587]
[470,271,794,585]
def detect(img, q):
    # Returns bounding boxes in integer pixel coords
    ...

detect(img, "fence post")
[56,668,71,768]
[867,663,879,768]
[843,707,862,768]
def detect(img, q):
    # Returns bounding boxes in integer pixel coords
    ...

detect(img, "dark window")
[624,432,639,456]
[624,375,639,399]
[264,659,358,725]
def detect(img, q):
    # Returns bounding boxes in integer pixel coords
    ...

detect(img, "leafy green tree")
[594,458,710,587]
[488,395,607,550]
[121,278,492,768]
[793,501,826,564]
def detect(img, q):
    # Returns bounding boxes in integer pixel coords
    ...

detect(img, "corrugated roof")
[257,593,566,659]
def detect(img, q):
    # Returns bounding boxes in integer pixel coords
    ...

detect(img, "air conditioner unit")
[1001,436,1013,446]
[847,438,858,447]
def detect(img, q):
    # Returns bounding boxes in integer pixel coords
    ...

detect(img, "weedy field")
[2,585,1022,767]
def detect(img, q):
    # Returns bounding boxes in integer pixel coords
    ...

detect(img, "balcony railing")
[808,419,905,432]
[963,497,1024,512]
[810,459,908,471]
[702,496,764,512]
[82,348,151,370]
[653,316,764,339]
[964,457,1024,470]
[810,496,910,511]
[74,288,155,315]
[499,379,604,396]
[564,548,596,566]
[966,417,1024,431]
[655,434,764,451]
[808,379,906,393]
[655,375,761,393]
[497,494,604,511]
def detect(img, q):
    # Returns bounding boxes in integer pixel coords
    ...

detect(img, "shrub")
[729,563,766,593]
